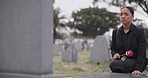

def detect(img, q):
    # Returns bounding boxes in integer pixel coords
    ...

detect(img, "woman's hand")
[113,53,120,60]
[132,70,141,76]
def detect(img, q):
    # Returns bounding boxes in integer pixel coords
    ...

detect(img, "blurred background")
[52,0,148,77]
[53,0,148,46]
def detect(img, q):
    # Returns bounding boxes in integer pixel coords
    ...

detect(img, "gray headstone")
[87,39,94,50]
[62,44,78,62]
[72,44,78,62]
[53,44,62,55]
[62,45,73,61]
[90,35,111,64]
[72,39,83,51]
[0,0,63,78]
[74,42,83,51]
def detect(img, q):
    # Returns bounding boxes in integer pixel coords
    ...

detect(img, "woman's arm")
[111,29,118,57]
[134,28,146,72]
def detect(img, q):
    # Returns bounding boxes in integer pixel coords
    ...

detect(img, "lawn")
[53,50,111,78]
[53,50,148,78]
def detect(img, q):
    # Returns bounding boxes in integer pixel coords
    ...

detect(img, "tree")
[67,7,120,38]
[110,0,148,15]
[92,0,99,7]
[128,0,148,14]
[53,7,66,40]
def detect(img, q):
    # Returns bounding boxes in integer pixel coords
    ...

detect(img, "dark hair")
[121,6,134,15]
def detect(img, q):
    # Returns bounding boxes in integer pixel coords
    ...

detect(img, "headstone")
[62,44,78,63]
[90,35,111,64]
[72,39,83,51]
[73,72,148,78]
[74,42,83,51]
[82,40,88,50]
[0,0,63,78]
[53,44,62,55]
[87,39,94,50]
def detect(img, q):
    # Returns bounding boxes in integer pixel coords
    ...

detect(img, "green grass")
[53,50,148,78]
[53,50,111,78]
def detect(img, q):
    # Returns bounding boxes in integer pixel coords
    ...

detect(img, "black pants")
[109,59,136,73]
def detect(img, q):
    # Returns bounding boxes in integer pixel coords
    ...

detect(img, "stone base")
[0,73,63,78]
[73,72,147,78]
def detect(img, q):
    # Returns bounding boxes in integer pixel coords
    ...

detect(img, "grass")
[53,50,111,78]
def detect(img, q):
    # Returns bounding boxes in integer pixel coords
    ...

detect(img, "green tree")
[68,7,119,38]
[53,7,66,40]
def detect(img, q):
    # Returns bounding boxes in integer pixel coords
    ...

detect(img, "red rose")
[125,50,133,56]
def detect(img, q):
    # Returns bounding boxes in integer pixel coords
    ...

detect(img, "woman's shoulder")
[132,24,144,31]
[113,28,119,32]
[133,24,145,37]
[112,28,119,35]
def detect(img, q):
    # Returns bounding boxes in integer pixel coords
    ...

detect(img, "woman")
[109,6,147,75]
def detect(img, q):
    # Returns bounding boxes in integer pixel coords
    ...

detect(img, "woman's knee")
[109,60,131,73]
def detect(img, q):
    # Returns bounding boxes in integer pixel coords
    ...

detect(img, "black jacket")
[111,23,147,72]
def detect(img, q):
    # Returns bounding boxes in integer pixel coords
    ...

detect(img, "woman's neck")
[123,23,131,33]
[123,23,131,29]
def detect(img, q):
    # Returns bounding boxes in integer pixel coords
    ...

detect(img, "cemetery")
[0,0,148,78]
[53,37,148,78]
[53,49,110,77]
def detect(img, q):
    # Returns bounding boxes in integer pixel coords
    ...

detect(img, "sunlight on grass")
[53,50,111,78]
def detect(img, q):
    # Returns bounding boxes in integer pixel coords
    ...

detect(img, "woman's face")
[119,8,133,25]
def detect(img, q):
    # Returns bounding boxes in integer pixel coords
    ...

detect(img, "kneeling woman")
[109,6,147,75]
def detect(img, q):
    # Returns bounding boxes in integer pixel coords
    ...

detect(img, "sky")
[54,0,148,21]
[54,0,120,17]
[54,0,93,17]
[54,0,148,36]
[54,0,148,29]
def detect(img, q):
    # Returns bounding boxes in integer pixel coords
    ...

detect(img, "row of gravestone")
[53,35,112,63]
[55,39,94,51]
[54,35,148,63]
